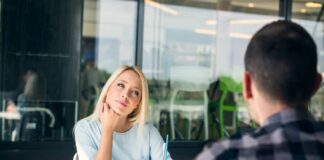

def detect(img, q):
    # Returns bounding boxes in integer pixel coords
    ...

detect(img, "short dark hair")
[244,20,318,105]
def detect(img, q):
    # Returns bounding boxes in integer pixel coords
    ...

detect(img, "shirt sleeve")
[195,145,217,160]
[148,124,172,160]
[74,120,98,160]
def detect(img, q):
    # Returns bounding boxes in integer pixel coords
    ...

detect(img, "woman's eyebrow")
[132,87,141,91]
[117,79,127,83]
[118,79,141,90]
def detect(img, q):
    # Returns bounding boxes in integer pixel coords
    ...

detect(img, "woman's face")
[105,70,142,116]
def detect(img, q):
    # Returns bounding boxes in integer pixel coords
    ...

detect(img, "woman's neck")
[114,116,132,133]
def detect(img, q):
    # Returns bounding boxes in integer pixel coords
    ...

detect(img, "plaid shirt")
[196,107,324,160]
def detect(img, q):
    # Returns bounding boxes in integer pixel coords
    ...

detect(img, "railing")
[0,100,78,142]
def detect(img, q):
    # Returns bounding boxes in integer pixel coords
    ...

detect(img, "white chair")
[15,107,55,141]
[169,66,210,140]
[73,153,78,160]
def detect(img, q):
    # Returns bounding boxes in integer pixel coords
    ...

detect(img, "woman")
[74,65,172,160]
[18,72,47,109]
[6,71,47,112]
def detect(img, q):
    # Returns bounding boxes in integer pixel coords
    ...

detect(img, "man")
[80,51,106,118]
[196,20,324,159]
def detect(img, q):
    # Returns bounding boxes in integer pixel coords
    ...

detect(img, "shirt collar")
[263,107,315,126]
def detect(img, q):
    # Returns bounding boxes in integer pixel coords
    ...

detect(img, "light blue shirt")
[74,119,172,160]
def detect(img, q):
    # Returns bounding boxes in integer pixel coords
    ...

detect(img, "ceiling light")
[230,19,277,25]
[305,2,322,8]
[300,8,307,13]
[206,20,217,25]
[248,3,254,8]
[194,29,216,35]
[145,0,178,15]
[230,32,252,39]
[194,28,252,39]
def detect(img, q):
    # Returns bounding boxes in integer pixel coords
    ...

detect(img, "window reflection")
[2,99,77,141]
[143,0,279,140]
[292,1,324,121]
[80,0,137,119]
[3,71,72,141]
[82,0,137,73]
[0,0,81,142]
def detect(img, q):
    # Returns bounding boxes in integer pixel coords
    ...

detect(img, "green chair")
[218,76,242,138]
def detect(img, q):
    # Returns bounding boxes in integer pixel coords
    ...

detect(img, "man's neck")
[251,87,309,125]
[254,94,293,125]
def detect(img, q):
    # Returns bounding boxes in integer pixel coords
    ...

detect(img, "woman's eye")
[117,83,124,88]
[131,90,140,97]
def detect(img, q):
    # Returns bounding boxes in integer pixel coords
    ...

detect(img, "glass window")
[0,0,82,142]
[143,0,280,141]
[292,1,324,121]
[79,0,137,119]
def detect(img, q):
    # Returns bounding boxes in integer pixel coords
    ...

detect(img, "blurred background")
[1,0,324,159]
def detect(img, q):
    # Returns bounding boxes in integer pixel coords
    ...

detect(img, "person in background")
[6,71,47,112]
[196,20,324,159]
[6,69,37,112]
[74,65,172,160]
[80,51,106,118]
[5,71,48,141]
[17,72,47,109]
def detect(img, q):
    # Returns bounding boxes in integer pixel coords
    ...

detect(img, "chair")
[217,76,242,138]
[169,66,210,140]
[73,153,78,160]
[16,107,55,141]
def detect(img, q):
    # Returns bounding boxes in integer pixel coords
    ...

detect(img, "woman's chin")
[111,103,134,116]
[112,107,127,116]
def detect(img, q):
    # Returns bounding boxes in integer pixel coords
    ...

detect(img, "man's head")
[243,20,322,123]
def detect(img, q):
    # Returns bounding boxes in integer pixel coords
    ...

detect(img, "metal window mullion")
[135,0,145,68]
[279,0,292,21]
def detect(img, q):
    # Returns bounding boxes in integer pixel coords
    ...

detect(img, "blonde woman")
[74,65,172,160]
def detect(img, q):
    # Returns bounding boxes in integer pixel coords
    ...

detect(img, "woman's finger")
[112,109,120,116]
[103,103,109,113]
[100,102,105,113]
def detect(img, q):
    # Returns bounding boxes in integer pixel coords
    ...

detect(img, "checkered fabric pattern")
[196,107,324,160]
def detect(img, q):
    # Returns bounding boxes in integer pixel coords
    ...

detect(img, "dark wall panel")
[2,0,82,101]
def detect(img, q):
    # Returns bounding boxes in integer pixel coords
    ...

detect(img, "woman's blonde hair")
[85,65,149,133]
[24,72,47,101]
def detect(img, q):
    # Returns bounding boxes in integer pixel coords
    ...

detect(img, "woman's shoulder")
[142,123,160,134]
[143,122,155,129]
[74,119,101,145]
[75,118,100,131]
[129,123,157,134]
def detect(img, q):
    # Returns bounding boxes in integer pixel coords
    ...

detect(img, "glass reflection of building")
[1,0,324,158]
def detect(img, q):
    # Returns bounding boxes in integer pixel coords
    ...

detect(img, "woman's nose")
[122,92,128,100]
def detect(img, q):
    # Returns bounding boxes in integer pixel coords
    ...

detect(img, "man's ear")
[312,73,322,96]
[243,71,253,101]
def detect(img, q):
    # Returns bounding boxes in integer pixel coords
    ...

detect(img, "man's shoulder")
[196,126,278,160]
[195,133,248,159]
[196,121,324,160]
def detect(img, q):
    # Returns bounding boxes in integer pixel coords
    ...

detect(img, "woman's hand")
[99,102,120,132]
[96,102,119,160]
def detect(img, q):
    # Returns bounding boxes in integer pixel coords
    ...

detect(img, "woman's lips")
[116,100,127,108]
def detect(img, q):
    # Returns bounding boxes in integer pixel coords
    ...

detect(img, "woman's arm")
[96,102,120,160]
[96,128,113,160]
[149,124,172,160]
[74,121,98,160]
